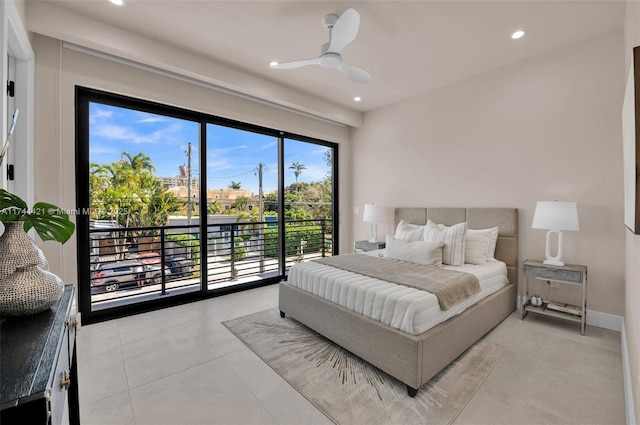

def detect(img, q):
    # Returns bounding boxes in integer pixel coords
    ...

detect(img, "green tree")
[207,200,222,215]
[263,192,278,213]
[231,195,251,212]
[289,162,306,185]
[229,181,242,190]
[121,151,155,173]
[90,152,182,233]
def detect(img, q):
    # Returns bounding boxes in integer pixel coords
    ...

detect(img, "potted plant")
[0,109,76,315]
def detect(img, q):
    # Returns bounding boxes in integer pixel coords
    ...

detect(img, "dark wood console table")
[0,285,79,425]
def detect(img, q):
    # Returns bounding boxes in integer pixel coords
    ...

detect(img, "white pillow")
[486,227,500,259]
[394,219,424,242]
[424,220,468,266]
[467,227,498,258]
[385,235,444,266]
[465,229,492,265]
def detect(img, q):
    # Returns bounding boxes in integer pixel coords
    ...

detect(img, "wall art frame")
[623,46,640,233]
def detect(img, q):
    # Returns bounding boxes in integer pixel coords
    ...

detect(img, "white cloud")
[90,109,113,124]
[93,124,133,140]
[89,145,119,155]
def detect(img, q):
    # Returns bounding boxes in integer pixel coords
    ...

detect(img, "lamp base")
[543,229,566,267]
[368,222,378,245]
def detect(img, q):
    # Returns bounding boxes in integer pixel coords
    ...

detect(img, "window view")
[88,103,200,308]
[79,88,337,319]
[205,124,279,289]
[283,138,333,269]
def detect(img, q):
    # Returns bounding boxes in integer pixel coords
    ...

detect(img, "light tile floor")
[78,285,625,425]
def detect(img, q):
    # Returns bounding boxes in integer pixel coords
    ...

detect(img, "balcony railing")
[88,218,332,306]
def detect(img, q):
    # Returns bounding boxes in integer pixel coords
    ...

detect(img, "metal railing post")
[230,224,236,280]
[160,227,167,295]
[321,219,326,258]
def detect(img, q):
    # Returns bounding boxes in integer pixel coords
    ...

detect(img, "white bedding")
[286,251,508,335]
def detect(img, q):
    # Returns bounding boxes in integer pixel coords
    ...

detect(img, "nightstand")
[354,240,386,252]
[521,259,587,334]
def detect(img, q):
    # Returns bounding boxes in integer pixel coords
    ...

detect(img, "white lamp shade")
[532,201,579,231]
[362,204,383,223]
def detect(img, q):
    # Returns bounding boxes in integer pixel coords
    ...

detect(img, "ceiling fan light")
[511,30,525,39]
[319,53,342,68]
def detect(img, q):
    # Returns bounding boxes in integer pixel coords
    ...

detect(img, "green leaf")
[23,202,76,244]
[0,189,28,221]
[0,189,75,244]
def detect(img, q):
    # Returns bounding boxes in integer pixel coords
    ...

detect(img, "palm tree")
[89,152,180,231]
[120,151,155,172]
[232,195,250,211]
[289,162,306,184]
[229,181,242,190]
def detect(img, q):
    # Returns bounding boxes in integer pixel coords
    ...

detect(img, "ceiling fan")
[269,8,371,83]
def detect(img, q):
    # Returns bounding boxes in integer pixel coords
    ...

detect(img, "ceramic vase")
[0,221,64,316]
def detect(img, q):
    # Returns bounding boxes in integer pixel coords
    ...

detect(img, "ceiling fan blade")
[327,8,360,53]
[270,58,319,69]
[338,62,371,83]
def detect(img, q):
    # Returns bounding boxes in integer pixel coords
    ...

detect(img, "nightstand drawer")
[522,263,585,284]
[354,240,386,252]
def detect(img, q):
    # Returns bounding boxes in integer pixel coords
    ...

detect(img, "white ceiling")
[35,0,625,112]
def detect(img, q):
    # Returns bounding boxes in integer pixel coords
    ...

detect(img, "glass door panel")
[204,124,278,290]
[88,102,200,310]
[283,139,334,272]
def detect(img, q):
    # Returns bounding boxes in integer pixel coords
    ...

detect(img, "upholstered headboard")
[394,208,519,285]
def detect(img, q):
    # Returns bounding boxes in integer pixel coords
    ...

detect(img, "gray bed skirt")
[279,207,518,396]
[279,281,516,394]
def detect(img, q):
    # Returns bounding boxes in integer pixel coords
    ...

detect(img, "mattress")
[286,252,508,335]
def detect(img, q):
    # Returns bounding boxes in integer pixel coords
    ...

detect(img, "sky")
[88,103,331,194]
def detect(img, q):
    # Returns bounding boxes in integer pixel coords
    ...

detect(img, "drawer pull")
[46,387,52,418]
[60,370,71,390]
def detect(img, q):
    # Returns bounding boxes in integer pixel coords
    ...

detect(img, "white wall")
[351,31,625,316]
[1,0,34,205]
[624,0,640,422]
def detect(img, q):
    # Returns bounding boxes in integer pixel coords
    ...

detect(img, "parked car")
[135,251,162,265]
[123,252,169,283]
[144,263,171,284]
[91,259,147,292]
[168,256,193,278]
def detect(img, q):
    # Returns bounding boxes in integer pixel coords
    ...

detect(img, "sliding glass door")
[283,138,334,269]
[204,123,279,290]
[76,87,337,323]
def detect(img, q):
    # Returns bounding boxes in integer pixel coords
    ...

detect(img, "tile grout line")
[218,347,283,425]
[116,319,138,425]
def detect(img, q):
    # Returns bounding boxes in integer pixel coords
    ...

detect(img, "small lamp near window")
[532,201,580,266]
[362,203,383,243]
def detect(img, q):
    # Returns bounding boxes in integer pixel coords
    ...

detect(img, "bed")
[279,207,518,397]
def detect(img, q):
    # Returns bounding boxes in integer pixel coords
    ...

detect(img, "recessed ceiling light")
[511,30,525,40]
[353,96,362,102]
[269,61,279,67]
[109,0,125,5]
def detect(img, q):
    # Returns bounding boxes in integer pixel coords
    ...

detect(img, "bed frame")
[279,207,518,397]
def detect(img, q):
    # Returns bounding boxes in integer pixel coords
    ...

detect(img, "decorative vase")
[0,221,64,316]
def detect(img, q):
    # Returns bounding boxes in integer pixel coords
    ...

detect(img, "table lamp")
[362,203,383,243]
[531,201,579,266]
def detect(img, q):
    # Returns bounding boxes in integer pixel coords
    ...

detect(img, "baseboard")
[621,321,636,425]
[517,296,622,332]
[586,309,622,332]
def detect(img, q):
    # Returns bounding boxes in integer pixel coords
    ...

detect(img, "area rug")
[223,308,505,425]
